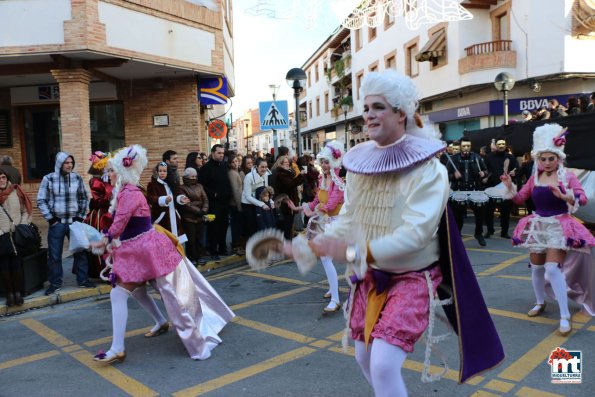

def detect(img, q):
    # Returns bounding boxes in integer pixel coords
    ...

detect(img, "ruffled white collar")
[343,134,445,175]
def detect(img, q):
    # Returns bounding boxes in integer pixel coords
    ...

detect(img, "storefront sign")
[427,102,491,122]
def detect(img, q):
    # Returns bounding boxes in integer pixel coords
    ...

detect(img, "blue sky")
[230,0,353,121]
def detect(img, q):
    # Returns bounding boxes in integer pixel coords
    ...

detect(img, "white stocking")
[320,256,339,305]
[370,338,408,397]
[354,340,372,385]
[545,262,570,319]
[109,286,130,354]
[530,263,545,305]
[131,285,167,333]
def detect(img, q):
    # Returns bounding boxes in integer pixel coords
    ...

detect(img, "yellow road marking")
[488,308,558,325]
[309,340,333,348]
[467,248,519,254]
[497,329,582,382]
[62,344,82,353]
[326,331,345,341]
[0,350,60,370]
[478,254,530,276]
[571,310,592,324]
[85,327,152,347]
[240,271,311,285]
[233,316,316,344]
[230,286,310,311]
[20,318,74,347]
[172,347,317,397]
[515,386,564,397]
[484,379,515,393]
[71,350,159,397]
[471,391,502,397]
[206,265,251,281]
[496,275,531,281]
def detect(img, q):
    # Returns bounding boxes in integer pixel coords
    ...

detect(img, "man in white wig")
[286,71,504,396]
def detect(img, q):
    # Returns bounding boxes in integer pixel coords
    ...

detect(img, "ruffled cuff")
[292,235,317,275]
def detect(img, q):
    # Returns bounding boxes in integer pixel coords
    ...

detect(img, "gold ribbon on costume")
[153,224,185,258]
[364,286,388,350]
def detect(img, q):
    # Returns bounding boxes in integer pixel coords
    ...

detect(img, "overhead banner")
[198,77,228,105]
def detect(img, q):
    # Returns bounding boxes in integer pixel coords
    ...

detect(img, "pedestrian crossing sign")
[259,100,289,130]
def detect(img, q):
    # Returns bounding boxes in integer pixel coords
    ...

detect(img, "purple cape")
[438,205,505,383]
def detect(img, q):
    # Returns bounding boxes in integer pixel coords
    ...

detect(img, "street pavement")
[0,215,593,396]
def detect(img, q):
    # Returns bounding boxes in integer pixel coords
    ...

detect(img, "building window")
[355,28,362,51]
[369,60,379,73]
[324,91,329,112]
[316,97,320,116]
[315,63,319,82]
[384,10,395,30]
[405,38,419,77]
[22,103,124,181]
[307,70,312,87]
[384,50,397,70]
[355,70,364,100]
[308,101,312,119]
[368,16,377,42]
[491,2,511,41]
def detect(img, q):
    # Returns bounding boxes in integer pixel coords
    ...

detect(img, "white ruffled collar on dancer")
[343,134,445,175]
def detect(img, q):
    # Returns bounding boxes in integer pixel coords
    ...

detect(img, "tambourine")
[246,229,286,271]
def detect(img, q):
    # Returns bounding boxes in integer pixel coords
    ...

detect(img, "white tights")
[320,256,339,304]
[109,285,168,354]
[544,262,570,319]
[530,263,545,305]
[355,339,408,397]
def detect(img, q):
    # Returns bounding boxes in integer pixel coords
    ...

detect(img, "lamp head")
[494,72,515,92]
[286,68,307,91]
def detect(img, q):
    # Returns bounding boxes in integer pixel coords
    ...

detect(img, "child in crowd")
[254,186,277,231]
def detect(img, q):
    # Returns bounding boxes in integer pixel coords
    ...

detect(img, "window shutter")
[0,110,11,147]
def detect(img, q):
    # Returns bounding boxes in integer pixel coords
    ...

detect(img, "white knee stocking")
[320,256,339,304]
[109,286,130,354]
[131,285,167,332]
[354,340,372,385]
[370,338,408,397]
[545,262,570,319]
[530,264,545,305]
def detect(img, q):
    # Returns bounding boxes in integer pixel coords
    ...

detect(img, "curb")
[0,255,247,316]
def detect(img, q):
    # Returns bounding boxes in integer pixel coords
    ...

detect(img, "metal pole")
[344,111,348,151]
[503,90,509,125]
[294,90,301,157]
[226,112,231,150]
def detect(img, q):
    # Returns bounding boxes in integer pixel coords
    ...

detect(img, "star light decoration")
[243,0,473,31]
[341,0,474,30]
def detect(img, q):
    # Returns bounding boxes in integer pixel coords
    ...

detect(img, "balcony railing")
[465,40,512,56]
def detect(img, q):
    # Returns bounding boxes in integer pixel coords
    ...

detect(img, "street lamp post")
[286,68,307,157]
[341,103,350,151]
[269,84,280,158]
[494,72,515,126]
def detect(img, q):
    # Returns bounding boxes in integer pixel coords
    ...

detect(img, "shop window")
[22,103,124,181]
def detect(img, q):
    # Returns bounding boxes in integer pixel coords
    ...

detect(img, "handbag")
[0,206,40,255]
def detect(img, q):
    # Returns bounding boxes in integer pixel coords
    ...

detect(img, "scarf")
[0,183,33,216]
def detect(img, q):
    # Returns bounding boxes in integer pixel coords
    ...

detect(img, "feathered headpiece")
[531,123,568,160]
[109,144,148,186]
[89,151,110,172]
[317,141,344,169]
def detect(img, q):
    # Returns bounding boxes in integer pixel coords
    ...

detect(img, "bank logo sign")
[548,347,582,384]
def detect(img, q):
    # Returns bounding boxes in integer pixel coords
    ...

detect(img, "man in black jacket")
[198,144,232,257]
[446,138,488,246]
[484,138,519,239]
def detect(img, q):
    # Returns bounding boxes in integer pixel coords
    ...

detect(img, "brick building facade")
[0,0,235,222]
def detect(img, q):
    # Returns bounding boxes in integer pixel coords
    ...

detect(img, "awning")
[415,29,446,62]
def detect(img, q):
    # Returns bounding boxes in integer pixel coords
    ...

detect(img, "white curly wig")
[317,140,344,169]
[108,144,148,213]
[531,123,567,160]
[360,70,440,141]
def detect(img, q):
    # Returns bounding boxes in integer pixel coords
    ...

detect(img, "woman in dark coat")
[271,155,306,239]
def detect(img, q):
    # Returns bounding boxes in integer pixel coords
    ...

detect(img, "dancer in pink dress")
[92,145,234,364]
[501,124,595,336]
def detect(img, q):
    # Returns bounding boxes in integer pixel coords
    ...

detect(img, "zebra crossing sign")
[259,100,289,130]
